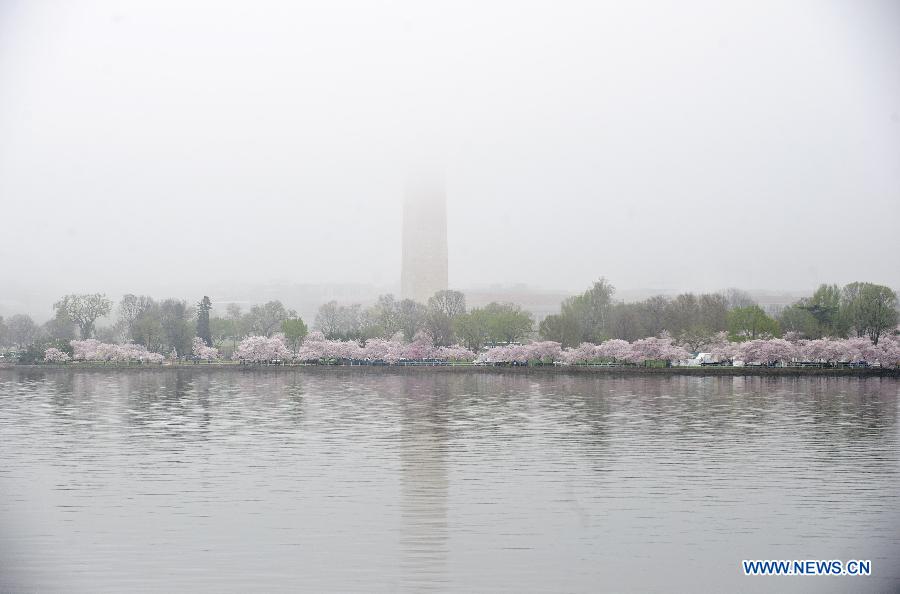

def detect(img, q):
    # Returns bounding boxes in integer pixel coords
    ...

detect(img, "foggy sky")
[1,0,898,312]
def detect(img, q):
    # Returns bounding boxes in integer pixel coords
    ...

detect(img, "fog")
[1,0,898,318]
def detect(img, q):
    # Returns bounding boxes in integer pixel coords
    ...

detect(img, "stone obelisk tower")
[401,174,448,304]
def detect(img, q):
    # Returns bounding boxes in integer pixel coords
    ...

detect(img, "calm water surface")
[1,369,898,592]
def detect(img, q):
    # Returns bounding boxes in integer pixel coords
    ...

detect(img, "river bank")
[4,363,899,377]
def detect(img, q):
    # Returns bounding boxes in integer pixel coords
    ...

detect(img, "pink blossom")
[296,333,328,361]
[595,339,632,361]
[435,345,476,361]
[69,339,163,364]
[192,337,220,361]
[526,341,563,363]
[478,344,529,364]
[402,331,436,360]
[843,337,878,363]
[43,347,70,363]
[563,343,598,364]
[628,337,690,363]
[876,336,900,368]
[737,338,795,364]
[234,335,290,363]
[363,338,403,364]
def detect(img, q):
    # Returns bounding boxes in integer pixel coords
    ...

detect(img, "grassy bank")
[4,363,899,377]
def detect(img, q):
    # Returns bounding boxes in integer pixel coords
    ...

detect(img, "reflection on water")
[398,377,449,592]
[0,369,898,592]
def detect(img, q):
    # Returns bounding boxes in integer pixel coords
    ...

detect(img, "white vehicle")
[686,352,718,366]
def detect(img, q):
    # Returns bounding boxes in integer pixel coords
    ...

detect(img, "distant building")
[401,176,448,303]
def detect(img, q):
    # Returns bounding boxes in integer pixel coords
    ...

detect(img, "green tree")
[840,282,866,337]
[428,290,466,318]
[281,318,309,351]
[724,288,755,309]
[425,290,466,346]
[206,307,243,355]
[841,282,898,344]
[697,293,729,332]
[225,304,245,349]
[777,305,821,338]
[314,301,342,339]
[5,314,38,347]
[453,309,489,352]
[122,298,192,355]
[481,302,533,344]
[53,293,112,339]
[638,295,670,337]
[196,296,213,346]
[397,299,427,341]
[539,278,615,346]
[118,294,155,341]
[453,303,533,349]
[43,309,77,341]
[209,317,232,349]
[132,302,164,352]
[566,278,615,343]
[246,300,293,337]
[798,284,843,335]
[360,294,402,339]
[314,301,361,340]
[538,312,582,348]
[159,299,194,356]
[607,302,643,342]
[665,293,700,336]
[727,305,780,341]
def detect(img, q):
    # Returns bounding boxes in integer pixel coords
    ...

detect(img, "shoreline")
[3,363,899,377]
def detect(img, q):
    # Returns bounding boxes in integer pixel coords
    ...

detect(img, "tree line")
[0,279,896,363]
[310,291,533,352]
[537,279,898,347]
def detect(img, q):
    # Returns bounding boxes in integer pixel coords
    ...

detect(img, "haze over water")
[1,369,898,592]
[1,1,898,311]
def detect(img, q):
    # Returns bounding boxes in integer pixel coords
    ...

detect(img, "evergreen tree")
[197,296,213,346]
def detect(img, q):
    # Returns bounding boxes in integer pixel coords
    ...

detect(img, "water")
[1,368,898,593]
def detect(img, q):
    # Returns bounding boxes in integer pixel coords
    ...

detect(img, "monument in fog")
[401,174,448,304]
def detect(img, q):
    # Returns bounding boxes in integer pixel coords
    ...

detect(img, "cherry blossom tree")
[478,344,530,365]
[843,337,878,363]
[222,332,900,369]
[43,347,70,363]
[736,338,795,365]
[71,339,101,361]
[402,331,436,360]
[69,339,164,364]
[595,339,632,362]
[362,338,403,364]
[192,336,220,361]
[563,343,598,364]
[335,339,364,362]
[295,332,327,362]
[627,336,690,364]
[234,335,290,363]
[876,336,900,368]
[435,345,476,362]
[526,341,563,364]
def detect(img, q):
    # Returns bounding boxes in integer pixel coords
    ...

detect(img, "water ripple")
[0,370,898,593]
